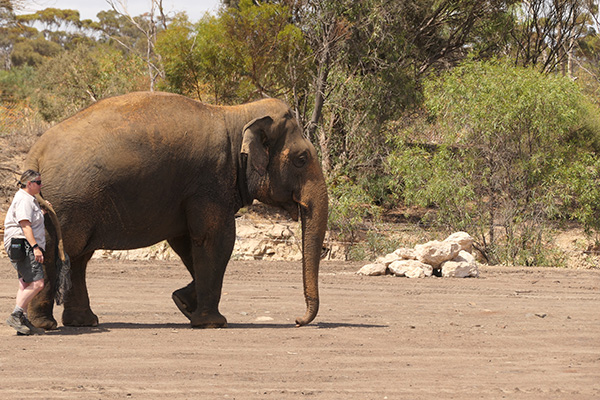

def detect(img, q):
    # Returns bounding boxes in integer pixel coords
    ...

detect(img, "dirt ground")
[0,257,598,399]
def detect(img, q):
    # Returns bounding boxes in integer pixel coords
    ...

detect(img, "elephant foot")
[28,314,58,331]
[190,312,228,329]
[172,292,192,321]
[172,285,197,321]
[62,308,99,327]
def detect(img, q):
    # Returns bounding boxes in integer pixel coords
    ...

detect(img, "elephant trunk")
[295,174,328,327]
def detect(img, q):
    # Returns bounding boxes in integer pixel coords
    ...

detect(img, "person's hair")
[18,169,40,188]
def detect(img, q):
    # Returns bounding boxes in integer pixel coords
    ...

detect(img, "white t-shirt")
[3,189,46,253]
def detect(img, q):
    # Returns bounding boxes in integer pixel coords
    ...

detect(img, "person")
[3,170,47,335]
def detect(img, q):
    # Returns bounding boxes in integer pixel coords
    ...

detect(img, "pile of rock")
[357,232,479,278]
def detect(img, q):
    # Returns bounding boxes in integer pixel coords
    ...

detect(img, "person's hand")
[42,201,52,214]
[33,247,44,263]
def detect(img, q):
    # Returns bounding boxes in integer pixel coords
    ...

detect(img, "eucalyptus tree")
[157,0,307,104]
[508,0,598,74]
[105,0,168,91]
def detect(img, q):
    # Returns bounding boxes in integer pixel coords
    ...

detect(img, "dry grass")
[0,101,51,203]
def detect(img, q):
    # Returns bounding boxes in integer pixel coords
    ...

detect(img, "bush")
[347,230,399,261]
[387,59,600,265]
[327,175,382,259]
[32,44,146,122]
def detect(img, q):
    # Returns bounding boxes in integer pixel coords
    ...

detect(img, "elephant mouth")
[284,200,300,221]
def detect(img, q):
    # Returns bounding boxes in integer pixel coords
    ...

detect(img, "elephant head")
[241,108,328,326]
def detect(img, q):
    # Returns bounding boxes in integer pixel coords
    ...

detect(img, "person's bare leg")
[16,278,45,310]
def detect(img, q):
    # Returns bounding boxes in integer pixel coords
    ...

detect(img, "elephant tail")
[36,194,72,305]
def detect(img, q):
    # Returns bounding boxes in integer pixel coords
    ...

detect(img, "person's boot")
[6,311,31,335]
[22,315,45,335]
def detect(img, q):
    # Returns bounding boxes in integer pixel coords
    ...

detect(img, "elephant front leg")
[190,279,228,329]
[188,219,235,329]
[173,282,227,328]
[168,235,197,321]
[172,281,197,321]
[190,259,229,329]
[62,253,99,327]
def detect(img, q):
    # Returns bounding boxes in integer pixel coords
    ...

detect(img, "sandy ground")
[0,257,598,399]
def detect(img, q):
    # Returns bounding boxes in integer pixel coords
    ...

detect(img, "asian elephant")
[25,91,328,330]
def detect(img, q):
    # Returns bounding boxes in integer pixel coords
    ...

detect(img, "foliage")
[301,0,517,178]
[507,0,596,73]
[347,230,399,262]
[0,64,36,100]
[555,152,600,237]
[156,13,241,102]
[157,0,309,105]
[9,35,62,67]
[327,175,382,259]
[32,44,147,121]
[387,59,600,265]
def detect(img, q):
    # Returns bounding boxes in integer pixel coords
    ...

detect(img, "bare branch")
[105,0,165,91]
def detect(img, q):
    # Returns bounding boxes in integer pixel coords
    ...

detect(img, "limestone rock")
[414,240,460,268]
[445,231,474,253]
[456,250,476,264]
[441,250,479,278]
[376,253,402,266]
[393,247,416,260]
[357,263,388,276]
[232,220,302,261]
[388,260,433,278]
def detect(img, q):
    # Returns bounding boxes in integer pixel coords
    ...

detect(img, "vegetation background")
[1,0,599,267]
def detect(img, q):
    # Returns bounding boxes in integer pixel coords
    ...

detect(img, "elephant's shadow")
[45,321,387,335]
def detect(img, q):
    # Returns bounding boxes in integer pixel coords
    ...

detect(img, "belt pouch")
[9,238,27,261]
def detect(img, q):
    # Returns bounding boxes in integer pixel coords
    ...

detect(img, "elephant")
[24,91,328,330]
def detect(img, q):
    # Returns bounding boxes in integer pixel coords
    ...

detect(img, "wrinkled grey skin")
[25,91,328,329]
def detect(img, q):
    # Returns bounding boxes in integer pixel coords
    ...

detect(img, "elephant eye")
[293,151,308,168]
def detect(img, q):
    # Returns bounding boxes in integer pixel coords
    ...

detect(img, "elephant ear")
[241,116,273,176]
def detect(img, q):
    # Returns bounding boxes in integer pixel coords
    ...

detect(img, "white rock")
[388,260,433,278]
[414,240,460,268]
[445,232,474,253]
[456,250,475,264]
[441,251,479,278]
[376,253,401,266]
[393,247,416,260]
[357,263,388,276]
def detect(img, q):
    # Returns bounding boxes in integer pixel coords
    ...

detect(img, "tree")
[1,8,73,69]
[32,44,146,121]
[508,0,597,74]
[157,13,247,103]
[105,0,167,91]
[571,1,600,104]
[157,0,308,104]
[296,0,516,177]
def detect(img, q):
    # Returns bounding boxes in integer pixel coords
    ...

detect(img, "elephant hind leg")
[62,252,99,327]
[28,234,58,330]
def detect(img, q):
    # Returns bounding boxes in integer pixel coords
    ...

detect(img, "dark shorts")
[11,242,45,283]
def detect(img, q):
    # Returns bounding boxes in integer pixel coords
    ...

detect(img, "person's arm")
[19,220,44,263]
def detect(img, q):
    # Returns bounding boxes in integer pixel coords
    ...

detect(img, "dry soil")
[0,257,598,399]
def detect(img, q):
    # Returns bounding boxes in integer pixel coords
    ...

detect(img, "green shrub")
[327,176,382,258]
